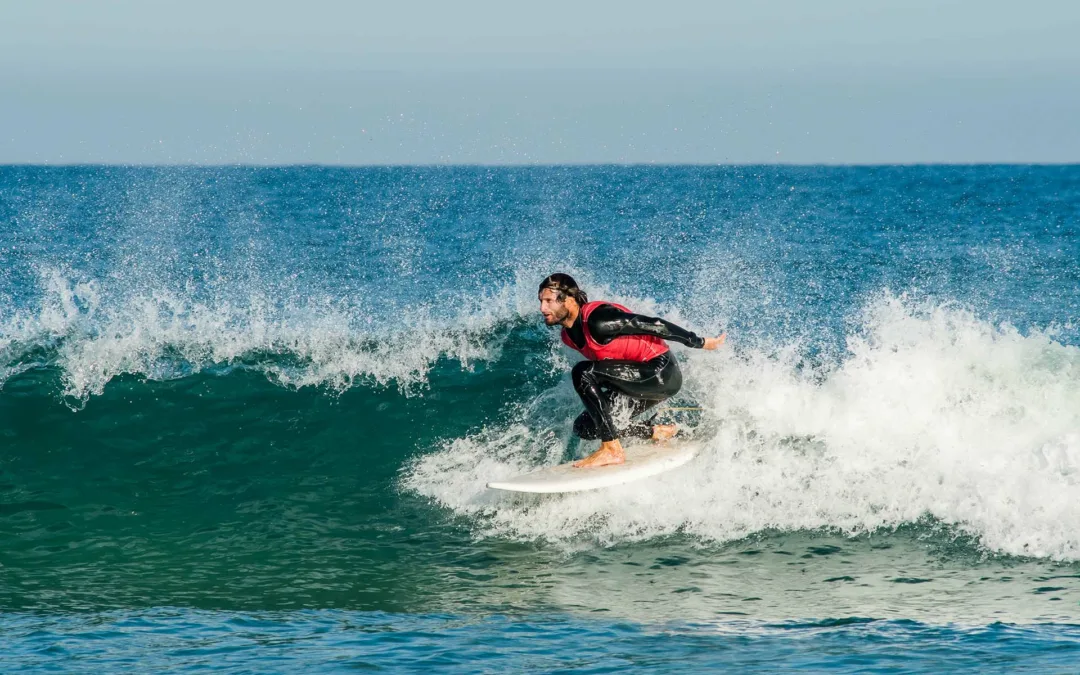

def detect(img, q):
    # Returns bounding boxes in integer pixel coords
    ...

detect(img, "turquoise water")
[2,166,1079,671]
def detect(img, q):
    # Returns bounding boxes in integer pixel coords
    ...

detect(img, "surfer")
[538,273,726,469]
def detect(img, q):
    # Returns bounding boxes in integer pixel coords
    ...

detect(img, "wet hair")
[538,273,588,305]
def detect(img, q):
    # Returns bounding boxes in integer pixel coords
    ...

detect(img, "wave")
[404,293,1080,561]
[6,267,1080,561]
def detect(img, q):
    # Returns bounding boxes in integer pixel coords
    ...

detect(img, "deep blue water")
[1,165,1079,672]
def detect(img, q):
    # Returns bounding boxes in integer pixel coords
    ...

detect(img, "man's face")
[539,288,571,326]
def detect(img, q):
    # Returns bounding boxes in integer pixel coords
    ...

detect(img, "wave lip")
[0,269,523,401]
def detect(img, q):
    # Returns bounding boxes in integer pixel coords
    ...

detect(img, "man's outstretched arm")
[587,304,724,349]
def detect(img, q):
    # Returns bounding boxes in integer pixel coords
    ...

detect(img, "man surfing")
[538,273,726,469]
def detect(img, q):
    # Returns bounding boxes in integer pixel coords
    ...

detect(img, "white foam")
[404,292,1080,561]
[0,268,522,401]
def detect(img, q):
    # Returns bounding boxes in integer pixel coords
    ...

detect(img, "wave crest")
[0,269,522,401]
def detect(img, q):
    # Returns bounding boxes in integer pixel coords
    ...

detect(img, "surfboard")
[487,442,699,494]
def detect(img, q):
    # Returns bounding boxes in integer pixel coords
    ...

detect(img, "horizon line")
[2,161,1078,169]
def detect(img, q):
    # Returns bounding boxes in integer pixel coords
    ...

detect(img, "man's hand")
[702,333,727,350]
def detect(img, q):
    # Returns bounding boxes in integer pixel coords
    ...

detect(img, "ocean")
[1,165,1079,672]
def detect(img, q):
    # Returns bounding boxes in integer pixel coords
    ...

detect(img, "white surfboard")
[487,442,699,494]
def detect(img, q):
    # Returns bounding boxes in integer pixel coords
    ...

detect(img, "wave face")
[2,166,1080,625]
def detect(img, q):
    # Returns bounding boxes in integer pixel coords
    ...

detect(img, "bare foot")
[574,440,626,468]
[652,423,678,442]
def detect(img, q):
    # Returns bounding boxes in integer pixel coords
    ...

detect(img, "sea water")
[1,165,1079,672]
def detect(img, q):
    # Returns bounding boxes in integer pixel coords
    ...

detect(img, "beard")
[544,304,570,325]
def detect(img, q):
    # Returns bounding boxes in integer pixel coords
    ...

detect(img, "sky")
[1,0,1078,164]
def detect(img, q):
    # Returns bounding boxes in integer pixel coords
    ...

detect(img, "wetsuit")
[562,302,706,442]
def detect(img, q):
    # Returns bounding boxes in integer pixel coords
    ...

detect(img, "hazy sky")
[2,0,1078,164]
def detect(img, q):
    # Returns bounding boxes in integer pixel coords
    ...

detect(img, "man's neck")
[561,304,580,329]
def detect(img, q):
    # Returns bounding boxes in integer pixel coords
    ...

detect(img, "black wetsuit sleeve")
[587,304,706,348]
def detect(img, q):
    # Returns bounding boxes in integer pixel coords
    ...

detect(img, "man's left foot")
[652,423,678,441]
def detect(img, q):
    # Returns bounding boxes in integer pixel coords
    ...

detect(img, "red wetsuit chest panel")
[560,301,670,362]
